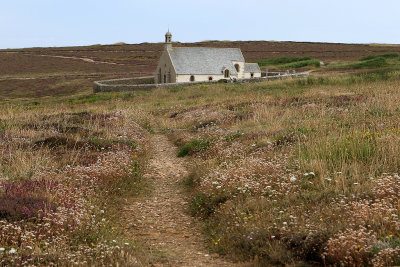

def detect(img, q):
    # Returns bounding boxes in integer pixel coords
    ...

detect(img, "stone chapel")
[154,31,261,84]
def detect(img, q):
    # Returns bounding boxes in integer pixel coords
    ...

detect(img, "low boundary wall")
[93,72,309,93]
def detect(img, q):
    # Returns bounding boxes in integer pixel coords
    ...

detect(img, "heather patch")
[0,150,143,265]
[0,104,150,265]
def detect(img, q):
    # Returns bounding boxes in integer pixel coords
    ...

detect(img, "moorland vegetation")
[2,42,400,265]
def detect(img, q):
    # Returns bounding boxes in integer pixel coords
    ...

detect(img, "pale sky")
[1,0,399,49]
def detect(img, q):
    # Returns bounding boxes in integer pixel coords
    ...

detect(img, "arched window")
[167,71,171,83]
[190,75,195,82]
[234,64,240,73]
[224,69,230,78]
[251,73,254,78]
[164,74,166,83]
[208,77,213,81]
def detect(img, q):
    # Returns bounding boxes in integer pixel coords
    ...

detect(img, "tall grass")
[137,71,400,265]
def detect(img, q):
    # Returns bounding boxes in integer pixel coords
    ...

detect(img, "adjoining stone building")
[155,31,261,84]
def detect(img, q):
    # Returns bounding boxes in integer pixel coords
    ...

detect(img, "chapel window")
[224,69,230,78]
[209,77,213,81]
[234,64,240,73]
[190,75,195,82]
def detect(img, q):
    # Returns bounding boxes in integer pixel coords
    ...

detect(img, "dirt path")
[0,72,153,81]
[123,135,235,266]
[3,51,125,66]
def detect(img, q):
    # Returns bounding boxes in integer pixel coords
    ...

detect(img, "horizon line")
[1,40,400,50]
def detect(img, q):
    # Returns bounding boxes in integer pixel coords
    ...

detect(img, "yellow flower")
[389,234,393,238]
[357,245,361,248]
[320,218,323,221]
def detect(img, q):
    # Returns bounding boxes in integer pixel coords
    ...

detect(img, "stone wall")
[93,73,309,93]
[98,76,155,85]
[93,76,221,93]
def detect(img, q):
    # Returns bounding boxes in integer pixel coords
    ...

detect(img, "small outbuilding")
[155,31,261,84]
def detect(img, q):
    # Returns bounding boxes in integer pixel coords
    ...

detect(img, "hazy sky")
[1,0,399,49]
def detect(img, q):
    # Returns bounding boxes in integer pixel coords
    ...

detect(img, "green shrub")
[23,101,41,106]
[360,55,378,61]
[380,52,400,59]
[225,132,243,142]
[360,53,399,61]
[350,57,389,69]
[0,120,8,133]
[169,87,186,93]
[67,94,113,104]
[256,56,312,67]
[190,193,228,217]
[177,139,210,157]
[279,59,321,69]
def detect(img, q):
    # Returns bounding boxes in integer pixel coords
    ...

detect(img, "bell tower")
[165,30,172,50]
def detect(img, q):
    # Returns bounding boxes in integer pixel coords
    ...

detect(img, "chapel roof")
[245,63,262,73]
[168,47,245,75]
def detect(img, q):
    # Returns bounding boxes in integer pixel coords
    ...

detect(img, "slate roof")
[245,63,261,73]
[168,47,245,75]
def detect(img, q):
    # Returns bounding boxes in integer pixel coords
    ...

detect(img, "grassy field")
[2,41,400,265]
[2,68,400,265]
[138,70,400,266]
